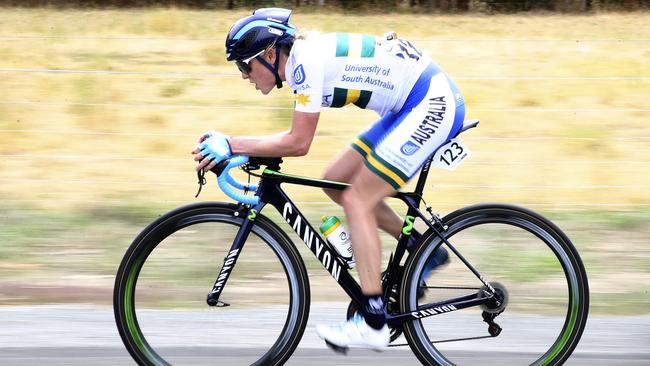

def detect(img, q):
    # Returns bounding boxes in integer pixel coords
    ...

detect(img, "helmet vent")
[237,30,259,52]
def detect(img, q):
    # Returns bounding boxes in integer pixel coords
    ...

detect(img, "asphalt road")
[1,304,648,365]
[0,347,648,366]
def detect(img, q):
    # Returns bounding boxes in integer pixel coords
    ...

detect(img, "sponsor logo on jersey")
[400,140,420,156]
[293,64,306,85]
[410,96,447,146]
[297,83,311,91]
[340,74,395,91]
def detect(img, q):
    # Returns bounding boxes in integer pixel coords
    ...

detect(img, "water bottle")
[319,216,355,268]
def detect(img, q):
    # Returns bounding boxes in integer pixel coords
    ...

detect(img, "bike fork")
[206,204,260,307]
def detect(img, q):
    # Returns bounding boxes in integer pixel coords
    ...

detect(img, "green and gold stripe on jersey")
[351,136,373,158]
[352,135,409,188]
[335,33,376,58]
[330,33,377,109]
[365,152,409,189]
[331,88,372,108]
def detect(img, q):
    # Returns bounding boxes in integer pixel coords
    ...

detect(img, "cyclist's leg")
[360,66,465,283]
[318,64,465,350]
[316,166,394,350]
[341,167,397,294]
[323,147,403,239]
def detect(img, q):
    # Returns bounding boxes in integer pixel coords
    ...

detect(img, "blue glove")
[199,131,232,164]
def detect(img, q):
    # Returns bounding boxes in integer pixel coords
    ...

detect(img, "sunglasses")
[235,49,266,74]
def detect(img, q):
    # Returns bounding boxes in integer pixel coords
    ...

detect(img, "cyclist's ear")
[264,47,277,63]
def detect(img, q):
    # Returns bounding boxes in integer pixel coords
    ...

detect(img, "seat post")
[413,156,434,197]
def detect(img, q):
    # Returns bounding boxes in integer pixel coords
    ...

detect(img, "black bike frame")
[207,156,497,326]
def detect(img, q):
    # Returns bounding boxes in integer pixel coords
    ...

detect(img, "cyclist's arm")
[229,110,320,157]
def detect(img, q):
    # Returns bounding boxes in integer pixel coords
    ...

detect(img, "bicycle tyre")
[401,203,589,366]
[114,202,310,366]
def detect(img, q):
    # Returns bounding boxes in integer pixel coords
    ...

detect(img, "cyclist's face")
[240,49,276,95]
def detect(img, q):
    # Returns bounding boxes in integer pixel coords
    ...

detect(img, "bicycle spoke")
[401,205,589,366]
[115,203,309,366]
[421,285,482,291]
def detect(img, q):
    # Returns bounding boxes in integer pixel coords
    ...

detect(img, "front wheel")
[401,204,589,366]
[114,202,310,366]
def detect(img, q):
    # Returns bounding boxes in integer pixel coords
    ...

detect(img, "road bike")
[114,119,589,365]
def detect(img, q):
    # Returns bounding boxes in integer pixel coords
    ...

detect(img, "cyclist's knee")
[341,185,369,212]
[342,167,398,214]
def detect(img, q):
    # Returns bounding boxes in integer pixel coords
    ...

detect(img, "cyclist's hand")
[192,131,232,172]
[196,130,219,144]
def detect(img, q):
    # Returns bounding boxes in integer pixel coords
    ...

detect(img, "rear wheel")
[114,202,310,366]
[401,204,589,366]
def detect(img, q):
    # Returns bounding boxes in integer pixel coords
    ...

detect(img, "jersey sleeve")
[289,50,324,114]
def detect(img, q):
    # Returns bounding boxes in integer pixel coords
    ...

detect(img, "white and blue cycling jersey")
[285,32,465,188]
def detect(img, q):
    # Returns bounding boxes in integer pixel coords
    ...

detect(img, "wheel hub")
[479,281,509,314]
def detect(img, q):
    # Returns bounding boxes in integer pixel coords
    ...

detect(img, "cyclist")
[192,8,463,351]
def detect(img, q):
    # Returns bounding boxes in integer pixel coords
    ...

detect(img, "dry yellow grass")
[0,9,649,311]
[1,9,648,213]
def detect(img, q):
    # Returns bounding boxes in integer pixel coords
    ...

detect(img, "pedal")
[324,340,349,355]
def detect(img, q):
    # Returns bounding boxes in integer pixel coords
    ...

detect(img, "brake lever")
[195,159,230,198]
[195,169,206,198]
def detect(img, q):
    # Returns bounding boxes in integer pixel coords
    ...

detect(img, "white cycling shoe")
[316,314,390,354]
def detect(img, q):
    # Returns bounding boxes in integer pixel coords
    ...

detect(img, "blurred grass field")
[0,8,649,313]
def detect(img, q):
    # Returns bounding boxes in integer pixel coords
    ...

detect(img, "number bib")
[431,138,471,171]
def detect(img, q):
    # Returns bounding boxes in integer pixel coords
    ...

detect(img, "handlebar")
[210,155,260,206]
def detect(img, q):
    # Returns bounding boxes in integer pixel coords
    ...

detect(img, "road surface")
[0,304,648,365]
